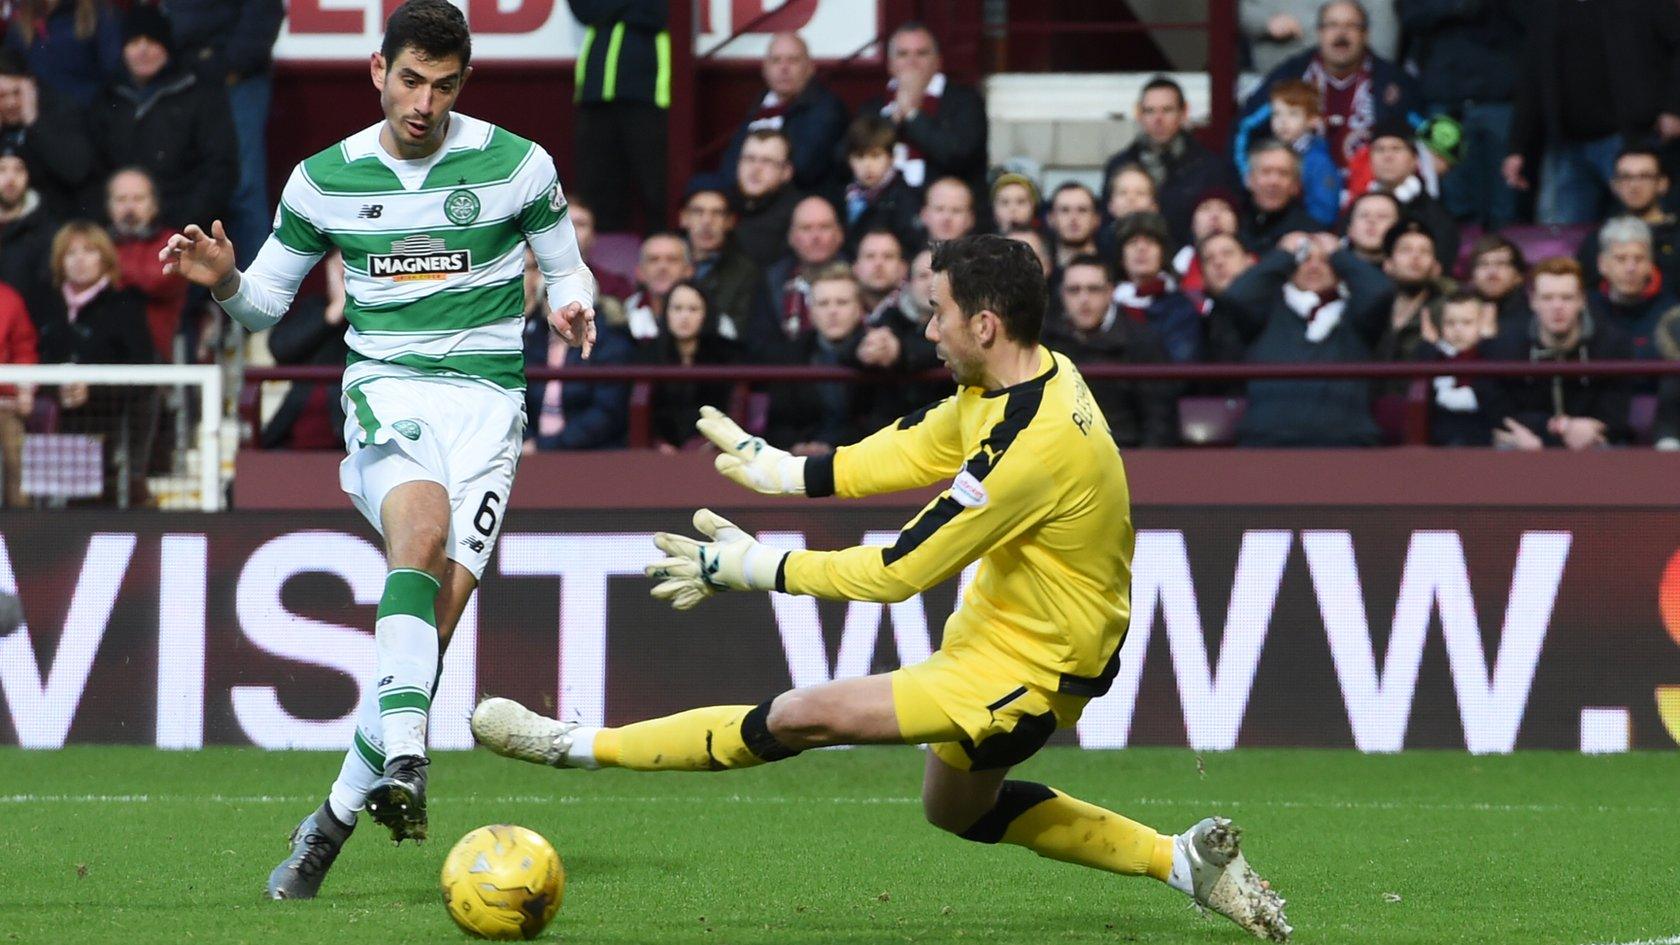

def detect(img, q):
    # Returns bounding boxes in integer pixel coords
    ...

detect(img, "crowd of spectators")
[0,0,281,505]
[5,0,1680,504]
[545,3,1680,455]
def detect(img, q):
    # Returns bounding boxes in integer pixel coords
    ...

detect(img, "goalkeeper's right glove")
[696,405,807,495]
[646,509,785,610]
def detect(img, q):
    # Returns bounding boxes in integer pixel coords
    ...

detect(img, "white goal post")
[0,364,226,511]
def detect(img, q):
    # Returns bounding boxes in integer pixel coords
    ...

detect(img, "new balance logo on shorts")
[357,204,383,219]
[367,235,472,282]
[462,537,486,553]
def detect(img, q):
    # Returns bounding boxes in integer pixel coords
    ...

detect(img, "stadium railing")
[238,360,1680,451]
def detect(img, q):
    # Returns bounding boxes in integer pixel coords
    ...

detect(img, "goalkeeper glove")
[646,509,786,610]
[696,405,806,495]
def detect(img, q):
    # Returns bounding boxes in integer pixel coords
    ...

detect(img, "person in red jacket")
[0,278,37,507]
[106,166,186,361]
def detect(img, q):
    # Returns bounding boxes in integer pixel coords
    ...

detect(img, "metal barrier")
[239,360,1680,451]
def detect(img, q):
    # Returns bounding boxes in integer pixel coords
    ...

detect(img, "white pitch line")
[1577,937,1680,945]
[0,793,1670,815]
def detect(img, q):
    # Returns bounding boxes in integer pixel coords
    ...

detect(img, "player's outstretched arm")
[805,395,967,499]
[159,220,237,292]
[645,509,786,610]
[696,405,809,495]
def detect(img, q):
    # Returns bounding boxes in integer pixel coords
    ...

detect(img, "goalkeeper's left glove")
[646,509,786,610]
[696,405,806,495]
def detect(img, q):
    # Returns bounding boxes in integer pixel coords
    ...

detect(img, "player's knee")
[385,515,449,572]
[765,690,846,750]
[922,794,987,835]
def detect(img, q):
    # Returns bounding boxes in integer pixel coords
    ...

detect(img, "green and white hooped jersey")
[226,113,592,400]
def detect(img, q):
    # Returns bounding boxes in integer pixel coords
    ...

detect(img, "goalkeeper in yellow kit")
[472,235,1291,941]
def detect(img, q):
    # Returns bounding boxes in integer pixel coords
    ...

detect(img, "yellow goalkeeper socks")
[591,701,801,771]
[962,780,1174,881]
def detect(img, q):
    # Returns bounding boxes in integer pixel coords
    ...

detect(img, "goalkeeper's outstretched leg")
[471,671,1291,941]
[471,674,903,771]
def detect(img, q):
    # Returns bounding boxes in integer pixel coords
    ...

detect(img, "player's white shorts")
[338,374,525,580]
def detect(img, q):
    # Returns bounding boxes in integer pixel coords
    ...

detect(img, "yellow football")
[440,824,564,940]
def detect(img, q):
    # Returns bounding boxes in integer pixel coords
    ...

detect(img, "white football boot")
[471,697,585,768]
[1170,817,1292,941]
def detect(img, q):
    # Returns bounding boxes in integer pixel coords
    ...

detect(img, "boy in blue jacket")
[1235,80,1341,227]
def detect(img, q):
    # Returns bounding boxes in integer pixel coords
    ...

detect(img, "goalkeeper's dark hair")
[382,0,472,71]
[929,234,1046,345]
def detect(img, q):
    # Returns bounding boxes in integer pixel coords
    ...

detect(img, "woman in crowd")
[34,219,153,504]
[645,280,738,452]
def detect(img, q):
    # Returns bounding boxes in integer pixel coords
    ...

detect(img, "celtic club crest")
[444,189,480,225]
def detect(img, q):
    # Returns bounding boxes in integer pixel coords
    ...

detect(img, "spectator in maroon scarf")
[747,195,845,363]
[717,32,846,193]
[1112,212,1202,363]
[1240,0,1421,168]
[856,22,986,196]
[1173,188,1242,301]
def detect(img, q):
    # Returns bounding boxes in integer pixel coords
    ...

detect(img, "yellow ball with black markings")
[440,824,564,940]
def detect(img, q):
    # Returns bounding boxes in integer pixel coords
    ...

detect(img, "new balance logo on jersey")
[357,204,384,219]
[367,234,472,282]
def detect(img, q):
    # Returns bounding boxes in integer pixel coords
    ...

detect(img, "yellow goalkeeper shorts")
[890,647,1090,772]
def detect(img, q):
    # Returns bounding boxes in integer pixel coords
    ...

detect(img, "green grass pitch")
[0,746,1674,944]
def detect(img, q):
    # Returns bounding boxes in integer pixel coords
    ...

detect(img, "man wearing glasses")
[1577,147,1680,291]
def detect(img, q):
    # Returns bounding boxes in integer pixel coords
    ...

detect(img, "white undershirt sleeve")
[530,210,596,316]
[213,236,322,332]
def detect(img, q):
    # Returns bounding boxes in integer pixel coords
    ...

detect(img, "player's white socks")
[328,721,384,825]
[375,568,442,762]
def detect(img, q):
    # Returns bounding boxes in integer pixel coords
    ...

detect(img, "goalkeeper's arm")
[697,395,966,499]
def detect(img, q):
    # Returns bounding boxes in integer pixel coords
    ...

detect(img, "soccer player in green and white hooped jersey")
[161,0,596,900]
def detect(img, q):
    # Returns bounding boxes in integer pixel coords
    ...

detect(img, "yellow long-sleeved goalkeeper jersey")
[780,347,1133,696]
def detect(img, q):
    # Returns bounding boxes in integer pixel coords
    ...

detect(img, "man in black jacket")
[0,49,95,218]
[164,0,283,266]
[1101,76,1237,245]
[732,129,802,270]
[1043,254,1177,447]
[1221,230,1395,446]
[1504,0,1680,225]
[0,145,56,313]
[1482,257,1633,448]
[568,0,668,230]
[1399,0,1524,228]
[1240,139,1322,252]
[856,23,986,198]
[718,33,846,194]
[89,9,237,231]
[748,195,846,363]
[680,186,760,342]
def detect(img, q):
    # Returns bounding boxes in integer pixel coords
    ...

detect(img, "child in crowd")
[1234,79,1340,226]
[1414,290,1492,446]
[991,171,1040,232]
[841,114,920,255]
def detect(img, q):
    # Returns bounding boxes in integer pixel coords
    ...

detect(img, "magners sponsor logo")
[368,235,471,282]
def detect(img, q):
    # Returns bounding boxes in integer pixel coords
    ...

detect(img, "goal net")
[0,364,229,511]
